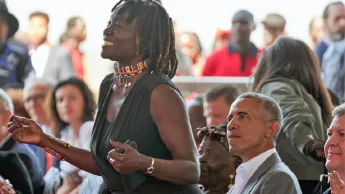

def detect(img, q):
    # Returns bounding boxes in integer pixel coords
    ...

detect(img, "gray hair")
[332,103,345,118]
[24,78,53,94]
[237,92,282,124]
[0,88,14,114]
[236,92,283,141]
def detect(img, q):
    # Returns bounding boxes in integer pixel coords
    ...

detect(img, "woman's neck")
[38,117,50,127]
[70,121,82,139]
[116,54,144,67]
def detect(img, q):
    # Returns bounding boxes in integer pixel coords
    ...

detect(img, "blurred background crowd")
[0,0,344,193]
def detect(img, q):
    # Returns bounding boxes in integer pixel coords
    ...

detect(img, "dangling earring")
[136,36,140,56]
[228,174,235,189]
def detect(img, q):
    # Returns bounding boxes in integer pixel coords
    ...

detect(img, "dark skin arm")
[107,84,200,184]
[146,84,200,184]
[7,116,100,175]
[39,135,99,175]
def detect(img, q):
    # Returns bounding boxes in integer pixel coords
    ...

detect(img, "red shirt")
[202,43,261,77]
[62,42,84,79]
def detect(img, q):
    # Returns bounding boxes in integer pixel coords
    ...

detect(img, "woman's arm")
[39,135,100,175]
[8,116,100,175]
[144,84,200,184]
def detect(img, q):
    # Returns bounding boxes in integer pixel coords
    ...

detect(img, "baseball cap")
[262,13,286,29]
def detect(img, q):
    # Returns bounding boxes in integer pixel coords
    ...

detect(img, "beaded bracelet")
[42,135,70,160]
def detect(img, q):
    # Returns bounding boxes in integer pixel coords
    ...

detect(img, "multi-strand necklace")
[113,60,147,88]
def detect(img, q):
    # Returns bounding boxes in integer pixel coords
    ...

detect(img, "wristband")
[42,135,70,160]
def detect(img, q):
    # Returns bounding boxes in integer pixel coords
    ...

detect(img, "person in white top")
[27,11,51,78]
[227,92,302,194]
[47,78,96,194]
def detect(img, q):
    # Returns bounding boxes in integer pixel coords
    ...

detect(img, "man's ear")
[265,120,280,138]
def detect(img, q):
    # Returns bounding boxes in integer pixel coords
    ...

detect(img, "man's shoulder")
[268,162,297,178]
[315,40,329,51]
[48,44,71,57]
[251,161,301,194]
[11,142,36,161]
[324,39,345,59]
[0,151,20,165]
[260,162,300,187]
[204,46,228,68]
[254,153,296,181]
[208,46,228,58]
[6,40,29,56]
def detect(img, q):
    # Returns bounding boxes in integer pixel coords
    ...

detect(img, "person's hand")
[7,115,43,146]
[0,177,16,194]
[65,171,83,186]
[57,172,81,194]
[303,139,325,162]
[107,140,149,174]
[312,139,325,161]
[329,171,345,194]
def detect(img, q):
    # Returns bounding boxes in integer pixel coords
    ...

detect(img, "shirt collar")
[228,41,258,56]
[236,148,276,176]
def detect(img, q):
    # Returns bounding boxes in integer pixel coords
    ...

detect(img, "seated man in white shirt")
[227,92,302,194]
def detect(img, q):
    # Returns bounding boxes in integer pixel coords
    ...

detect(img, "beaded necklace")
[113,60,147,87]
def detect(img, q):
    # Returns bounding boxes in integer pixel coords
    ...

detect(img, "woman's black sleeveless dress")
[90,72,202,194]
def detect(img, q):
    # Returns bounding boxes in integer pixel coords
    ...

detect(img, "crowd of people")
[0,0,345,193]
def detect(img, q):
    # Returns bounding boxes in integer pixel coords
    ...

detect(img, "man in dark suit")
[0,88,45,193]
[226,93,302,194]
[0,151,33,194]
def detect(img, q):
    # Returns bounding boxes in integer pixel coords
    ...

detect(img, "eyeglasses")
[24,93,47,104]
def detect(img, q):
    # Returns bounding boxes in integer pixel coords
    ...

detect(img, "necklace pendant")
[124,75,132,88]
[124,75,128,88]
[114,61,146,88]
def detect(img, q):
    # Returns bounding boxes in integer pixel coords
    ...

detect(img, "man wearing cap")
[261,13,286,46]
[0,2,34,89]
[202,10,260,77]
